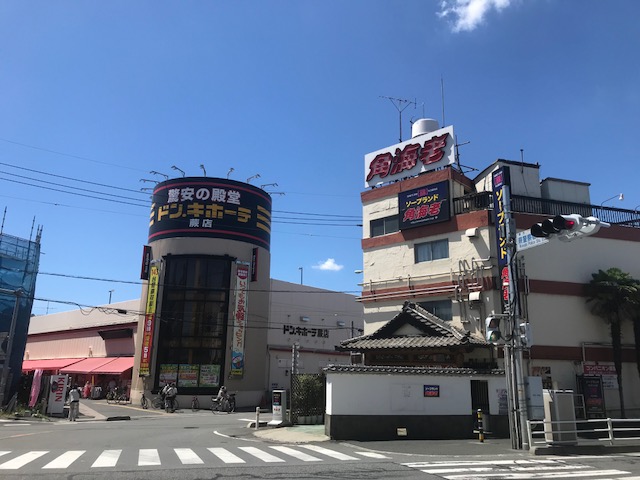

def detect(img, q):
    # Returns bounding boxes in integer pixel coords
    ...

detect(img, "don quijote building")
[23,177,363,409]
[325,119,640,441]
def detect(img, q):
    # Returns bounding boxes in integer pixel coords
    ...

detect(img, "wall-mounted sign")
[140,245,152,280]
[149,177,272,251]
[230,262,249,378]
[139,264,159,377]
[423,385,440,397]
[492,167,511,311]
[399,180,450,230]
[364,125,455,188]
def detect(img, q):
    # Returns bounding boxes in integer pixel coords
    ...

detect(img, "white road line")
[92,449,122,468]
[43,450,85,469]
[138,449,161,466]
[239,446,285,463]
[444,469,631,479]
[269,446,322,462]
[0,452,10,458]
[0,451,48,469]
[355,451,390,459]
[207,447,245,464]
[299,444,358,460]
[174,448,204,465]
[404,459,560,468]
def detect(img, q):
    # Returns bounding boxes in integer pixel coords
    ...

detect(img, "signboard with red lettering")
[149,177,272,251]
[492,167,511,311]
[47,374,68,416]
[230,262,250,378]
[364,125,455,188]
[399,181,450,230]
[139,265,159,377]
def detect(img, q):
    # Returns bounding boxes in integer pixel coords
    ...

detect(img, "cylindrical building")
[131,177,272,408]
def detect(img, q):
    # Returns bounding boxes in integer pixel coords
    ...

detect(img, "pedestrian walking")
[68,385,81,421]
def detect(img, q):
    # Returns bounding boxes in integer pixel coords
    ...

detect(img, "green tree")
[625,280,640,380]
[585,268,638,418]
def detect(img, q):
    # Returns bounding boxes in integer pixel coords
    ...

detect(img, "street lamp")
[600,193,624,207]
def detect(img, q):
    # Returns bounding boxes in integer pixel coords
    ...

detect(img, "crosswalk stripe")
[138,449,161,466]
[0,452,10,459]
[444,469,631,479]
[174,448,204,465]
[207,447,245,463]
[355,451,390,459]
[43,450,85,469]
[269,446,322,462]
[300,444,358,460]
[92,449,121,468]
[0,451,48,469]
[239,446,285,463]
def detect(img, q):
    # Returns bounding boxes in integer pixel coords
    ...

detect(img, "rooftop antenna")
[260,182,278,189]
[150,170,169,180]
[227,168,234,179]
[140,178,158,184]
[380,96,416,142]
[1,206,5,234]
[199,164,207,176]
[171,165,185,177]
[247,174,261,183]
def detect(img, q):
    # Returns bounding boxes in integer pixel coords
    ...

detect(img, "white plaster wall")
[326,372,506,416]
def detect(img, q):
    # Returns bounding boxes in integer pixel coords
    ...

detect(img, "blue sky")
[1,1,638,315]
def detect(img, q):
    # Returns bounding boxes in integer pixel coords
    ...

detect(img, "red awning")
[22,358,85,372]
[89,357,134,375]
[59,357,117,374]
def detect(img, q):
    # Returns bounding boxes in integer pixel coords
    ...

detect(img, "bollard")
[477,409,484,443]
[255,406,260,430]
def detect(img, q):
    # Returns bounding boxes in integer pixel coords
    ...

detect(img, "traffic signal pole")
[498,174,529,450]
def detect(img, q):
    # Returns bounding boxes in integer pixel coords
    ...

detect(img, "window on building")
[156,255,231,393]
[370,215,399,237]
[419,299,453,321]
[415,239,448,263]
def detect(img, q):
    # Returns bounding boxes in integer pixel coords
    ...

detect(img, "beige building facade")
[355,121,640,420]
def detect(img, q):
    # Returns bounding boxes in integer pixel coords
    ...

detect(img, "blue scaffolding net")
[0,230,41,406]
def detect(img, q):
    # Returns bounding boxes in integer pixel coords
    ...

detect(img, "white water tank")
[411,118,440,138]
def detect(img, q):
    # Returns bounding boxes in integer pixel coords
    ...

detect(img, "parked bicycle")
[191,396,200,411]
[150,394,164,409]
[106,388,128,404]
[140,392,149,409]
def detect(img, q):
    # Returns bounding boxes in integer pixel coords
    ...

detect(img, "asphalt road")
[1,399,640,479]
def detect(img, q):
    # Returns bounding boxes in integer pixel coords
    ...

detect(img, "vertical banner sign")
[492,167,512,312]
[140,245,152,280]
[47,374,68,416]
[251,247,258,282]
[230,263,249,378]
[139,265,159,377]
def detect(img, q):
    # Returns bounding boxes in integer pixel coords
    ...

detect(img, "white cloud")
[438,0,512,32]
[312,258,344,272]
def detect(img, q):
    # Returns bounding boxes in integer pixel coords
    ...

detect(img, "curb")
[106,416,131,422]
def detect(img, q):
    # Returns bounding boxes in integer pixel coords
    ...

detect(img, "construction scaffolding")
[0,229,42,407]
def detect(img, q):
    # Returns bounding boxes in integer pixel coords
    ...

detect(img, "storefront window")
[156,255,231,392]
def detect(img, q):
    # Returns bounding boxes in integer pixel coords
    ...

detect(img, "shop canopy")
[23,356,135,375]
[89,357,134,375]
[59,357,119,374]
[22,358,84,372]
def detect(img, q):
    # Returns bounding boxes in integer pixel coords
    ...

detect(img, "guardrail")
[528,418,640,447]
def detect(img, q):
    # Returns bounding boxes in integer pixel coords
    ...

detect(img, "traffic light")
[485,316,502,343]
[530,214,608,242]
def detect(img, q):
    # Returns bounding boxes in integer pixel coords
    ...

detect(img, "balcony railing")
[453,192,640,228]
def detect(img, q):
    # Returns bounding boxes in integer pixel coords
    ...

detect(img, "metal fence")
[528,418,640,447]
[452,192,640,228]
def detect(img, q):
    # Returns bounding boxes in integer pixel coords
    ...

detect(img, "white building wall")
[326,371,505,416]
